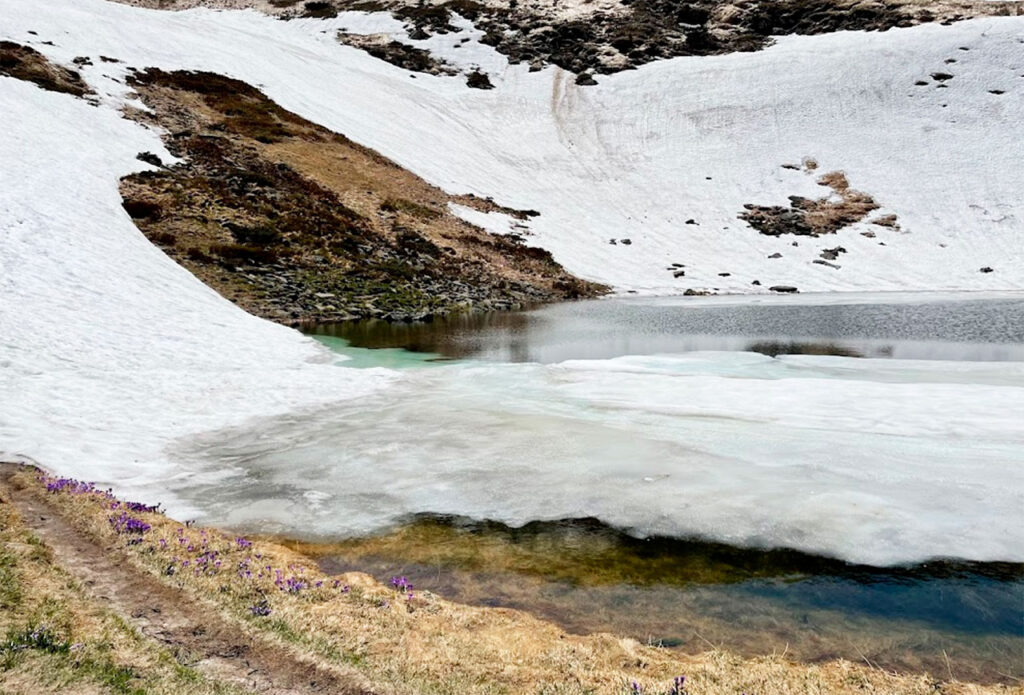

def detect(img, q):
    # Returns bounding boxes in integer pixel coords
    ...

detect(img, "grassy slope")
[0,500,250,695]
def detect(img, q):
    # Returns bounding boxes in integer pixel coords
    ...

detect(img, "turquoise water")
[311,334,453,369]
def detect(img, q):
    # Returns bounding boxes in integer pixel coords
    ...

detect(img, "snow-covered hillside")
[1,0,1022,295]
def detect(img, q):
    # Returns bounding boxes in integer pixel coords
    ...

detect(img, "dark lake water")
[310,293,1024,363]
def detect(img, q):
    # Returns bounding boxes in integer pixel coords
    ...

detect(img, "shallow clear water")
[173,293,1024,683]
[311,516,1023,684]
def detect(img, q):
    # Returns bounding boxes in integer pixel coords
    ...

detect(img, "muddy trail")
[0,463,376,695]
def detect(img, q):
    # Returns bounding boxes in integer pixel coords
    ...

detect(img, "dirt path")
[0,464,377,695]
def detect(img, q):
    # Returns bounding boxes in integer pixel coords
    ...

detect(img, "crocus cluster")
[628,676,688,695]
[390,575,414,600]
[108,511,152,535]
[249,600,272,617]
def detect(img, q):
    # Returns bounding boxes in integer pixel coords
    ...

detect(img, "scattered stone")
[860,230,876,238]
[466,69,495,90]
[136,152,164,168]
[944,58,957,64]
[609,238,617,245]
[781,163,801,170]
[980,266,994,273]
[620,238,632,245]
[813,259,840,269]
[819,246,846,261]
[768,252,782,259]
[871,214,900,229]
[751,280,761,286]
[989,90,1005,95]
[685,219,697,225]
[575,72,597,86]
[718,272,731,277]
[914,80,928,86]
[931,72,954,81]
[673,270,686,278]
[769,285,799,293]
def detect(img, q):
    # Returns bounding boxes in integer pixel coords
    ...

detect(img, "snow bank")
[0,77,393,514]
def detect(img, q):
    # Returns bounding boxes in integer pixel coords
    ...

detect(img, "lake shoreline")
[2,462,1019,694]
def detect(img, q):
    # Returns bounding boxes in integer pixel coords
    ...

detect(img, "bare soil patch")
[119,68,603,324]
[0,42,91,97]
[740,165,886,238]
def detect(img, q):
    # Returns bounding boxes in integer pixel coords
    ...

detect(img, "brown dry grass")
[5,465,1020,695]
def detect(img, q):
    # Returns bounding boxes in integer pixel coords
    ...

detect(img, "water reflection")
[309,295,1024,363]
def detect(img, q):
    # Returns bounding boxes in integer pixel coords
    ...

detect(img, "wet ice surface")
[174,295,1024,567]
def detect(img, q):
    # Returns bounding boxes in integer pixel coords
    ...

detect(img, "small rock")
[931,72,954,81]
[768,252,782,259]
[685,219,697,225]
[980,266,994,273]
[608,238,617,245]
[466,70,494,90]
[860,231,876,238]
[989,90,1005,95]
[620,238,632,245]
[673,270,686,278]
[813,259,841,269]
[769,285,799,293]
[575,72,597,86]
[751,280,761,286]
[718,272,731,277]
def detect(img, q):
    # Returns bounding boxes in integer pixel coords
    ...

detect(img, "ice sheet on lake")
[178,353,1024,566]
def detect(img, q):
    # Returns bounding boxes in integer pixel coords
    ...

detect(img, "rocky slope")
[110,0,1022,77]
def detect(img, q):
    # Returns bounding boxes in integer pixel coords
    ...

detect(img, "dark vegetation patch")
[120,68,602,323]
[302,0,339,18]
[0,42,91,97]
[337,33,456,74]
